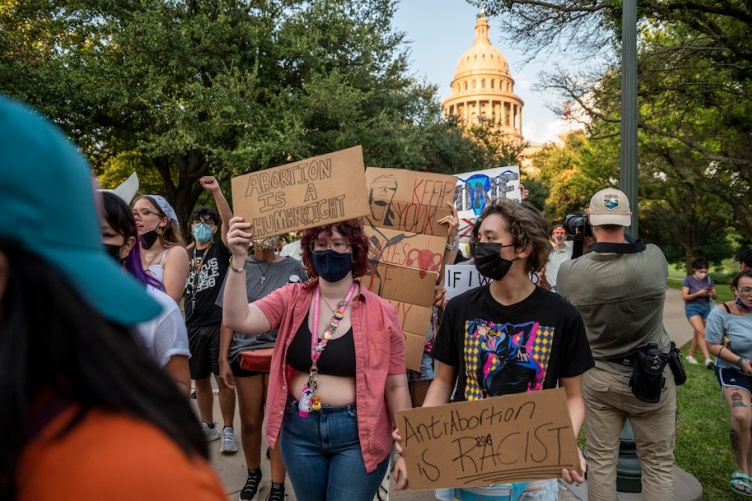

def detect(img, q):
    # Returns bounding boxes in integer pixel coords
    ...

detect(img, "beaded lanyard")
[298,281,357,418]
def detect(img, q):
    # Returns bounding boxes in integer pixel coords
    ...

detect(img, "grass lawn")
[667,279,738,499]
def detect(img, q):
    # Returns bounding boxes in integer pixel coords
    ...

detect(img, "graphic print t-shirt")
[431,285,593,402]
[183,242,231,326]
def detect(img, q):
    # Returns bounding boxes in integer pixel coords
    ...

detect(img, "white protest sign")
[454,166,521,242]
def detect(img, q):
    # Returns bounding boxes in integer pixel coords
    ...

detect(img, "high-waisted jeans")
[279,396,390,501]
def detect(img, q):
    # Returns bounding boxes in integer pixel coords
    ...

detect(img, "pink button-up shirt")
[256,279,406,473]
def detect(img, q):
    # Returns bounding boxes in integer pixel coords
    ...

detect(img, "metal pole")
[617,0,642,492]
[620,0,639,238]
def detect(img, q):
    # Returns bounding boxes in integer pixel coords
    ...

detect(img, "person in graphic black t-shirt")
[183,176,237,454]
[411,199,594,500]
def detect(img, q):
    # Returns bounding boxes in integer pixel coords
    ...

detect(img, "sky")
[392,1,570,145]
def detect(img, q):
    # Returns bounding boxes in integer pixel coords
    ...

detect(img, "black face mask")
[474,242,518,281]
[104,243,123,263]
[139,229,159,249]
[312,249,353,283]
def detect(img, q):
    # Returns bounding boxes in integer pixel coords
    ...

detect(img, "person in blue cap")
[0,95,226,500]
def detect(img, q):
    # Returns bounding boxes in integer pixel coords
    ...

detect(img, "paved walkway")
[204,287,702,500]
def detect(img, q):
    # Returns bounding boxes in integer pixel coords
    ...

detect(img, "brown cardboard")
[231,146,370,238]
[362,263,437,308]
[403,332,428,372]
[387,300,433,372]
[365,226,446,277]
[396,388,580,490]
[387,301,432,336]
[365,168,456,237]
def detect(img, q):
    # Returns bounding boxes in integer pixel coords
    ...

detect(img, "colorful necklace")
[298,282,357,417]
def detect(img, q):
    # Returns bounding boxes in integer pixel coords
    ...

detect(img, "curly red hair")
[300,219,370,279]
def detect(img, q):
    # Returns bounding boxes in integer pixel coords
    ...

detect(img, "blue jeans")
[279,397,390,501]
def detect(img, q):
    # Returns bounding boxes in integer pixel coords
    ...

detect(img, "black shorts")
[188,324,220,379]
[230,358,266,378]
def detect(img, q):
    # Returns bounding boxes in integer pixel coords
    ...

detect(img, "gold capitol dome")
[442,6,524,141]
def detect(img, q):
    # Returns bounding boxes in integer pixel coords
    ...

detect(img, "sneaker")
[201,422,220,442]
[266,483,285,501]
[686,355,698,365]
[705,358,715,369]
[220,426,238,454]
[239,468,262,501]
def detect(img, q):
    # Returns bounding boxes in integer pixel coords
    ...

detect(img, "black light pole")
[617,0,642,493]
[620,0,639,238]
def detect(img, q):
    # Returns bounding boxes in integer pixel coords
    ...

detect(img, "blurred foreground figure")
[0,96,225,501]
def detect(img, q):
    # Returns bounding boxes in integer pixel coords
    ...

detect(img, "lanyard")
[298,281,357,417]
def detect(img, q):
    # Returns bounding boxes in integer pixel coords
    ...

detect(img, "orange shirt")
[17,407,226,500]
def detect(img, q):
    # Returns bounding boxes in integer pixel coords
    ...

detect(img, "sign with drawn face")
[231,146,370,238]
[455,166,521,242]
[363,167,458,370]
[395,388,581,490]
[365,168,457,237]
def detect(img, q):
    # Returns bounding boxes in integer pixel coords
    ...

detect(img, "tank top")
[286,313,356,377]
[146,248,171,283]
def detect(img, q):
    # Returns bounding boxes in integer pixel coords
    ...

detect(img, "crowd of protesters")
[7,94,752,501]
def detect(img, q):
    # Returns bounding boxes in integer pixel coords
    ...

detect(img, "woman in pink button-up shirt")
[223,217,412,501]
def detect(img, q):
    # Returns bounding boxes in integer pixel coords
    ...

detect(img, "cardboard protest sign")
[387,300,434,371]
[363,263,438,371]
[101,172,139,204]
[365,168,456,237]
[231,146,369,238]
[387,300,432,336]
[396,388,580,490]
[363,263,437,308]
[454,166,521,242]
[444,265,546,301]
[365,226,446,277]
[444,265,494,301]
[363,168,458,370]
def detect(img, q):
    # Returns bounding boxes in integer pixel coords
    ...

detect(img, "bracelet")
[229,257,246,273]
[738,357,746,369]
[718,347,725,359]
[445,235,459,251]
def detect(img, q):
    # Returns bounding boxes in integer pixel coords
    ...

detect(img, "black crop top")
[286,313,356,377]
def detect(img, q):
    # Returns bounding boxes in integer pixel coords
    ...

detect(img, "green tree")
[477,0,752,242]
[2,0,499,230]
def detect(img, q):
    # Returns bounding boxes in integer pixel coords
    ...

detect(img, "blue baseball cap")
[0,95,162,325]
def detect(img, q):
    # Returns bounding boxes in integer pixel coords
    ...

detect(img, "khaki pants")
[583,366,676,501]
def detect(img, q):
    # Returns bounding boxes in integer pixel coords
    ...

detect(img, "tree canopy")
[478,0,751,262]
[1,0,520,229]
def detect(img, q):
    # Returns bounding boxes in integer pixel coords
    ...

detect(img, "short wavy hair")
[300,218,369,279]
[479,199,552,274]
[191,206,220,226]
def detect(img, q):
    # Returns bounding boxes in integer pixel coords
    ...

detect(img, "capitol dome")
[442,13,524,140]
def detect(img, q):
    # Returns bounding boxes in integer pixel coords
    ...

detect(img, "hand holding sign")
[395,388,581,491]
[227,216,253,261]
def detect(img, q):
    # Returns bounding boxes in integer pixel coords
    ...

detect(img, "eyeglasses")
[132,209,161,219]
[192,219,215,226]
[738,287,752,295]
[310,240,350,253]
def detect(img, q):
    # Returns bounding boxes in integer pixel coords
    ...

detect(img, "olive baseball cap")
[0,96,162,325]
[588,188,632,226]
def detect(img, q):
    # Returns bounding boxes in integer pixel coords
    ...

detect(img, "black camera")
[563,214,592,238]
